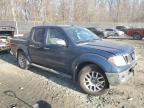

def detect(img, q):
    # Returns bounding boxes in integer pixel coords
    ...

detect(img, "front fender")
[72,53,113,81]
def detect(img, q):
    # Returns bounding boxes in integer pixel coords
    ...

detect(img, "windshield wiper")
[77,41,89,44]
[91,38,100,41]
[78,39,99,44]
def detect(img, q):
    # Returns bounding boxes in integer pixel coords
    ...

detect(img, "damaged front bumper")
[106,61,137,86]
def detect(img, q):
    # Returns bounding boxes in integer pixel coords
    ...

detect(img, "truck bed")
[10,36,28,56]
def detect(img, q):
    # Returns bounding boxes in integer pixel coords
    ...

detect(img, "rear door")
[28,27,47,65]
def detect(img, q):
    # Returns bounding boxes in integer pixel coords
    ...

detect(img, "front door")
[41,27,75,73]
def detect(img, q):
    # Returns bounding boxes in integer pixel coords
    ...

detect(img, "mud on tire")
[18,51,30,70]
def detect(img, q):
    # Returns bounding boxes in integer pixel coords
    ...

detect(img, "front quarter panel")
[72,53,113,78]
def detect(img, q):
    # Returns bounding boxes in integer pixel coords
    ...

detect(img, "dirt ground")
[0,39,144,108]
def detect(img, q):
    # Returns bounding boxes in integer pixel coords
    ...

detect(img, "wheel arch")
[75,62,104,80]
[17,49,24,59]
[132,32,142,35]
[72,54,112,82]
[16,48,31,62]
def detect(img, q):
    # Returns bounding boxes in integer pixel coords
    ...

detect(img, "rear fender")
[17,46,31,62]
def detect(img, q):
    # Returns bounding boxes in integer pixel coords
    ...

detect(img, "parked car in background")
[86,27,105,38]
[104,28,124,37]
[115,26,128,34]
[127,28,144,40]
[10,25,136,96]
[14,34,24,37]
[0,26,15,52]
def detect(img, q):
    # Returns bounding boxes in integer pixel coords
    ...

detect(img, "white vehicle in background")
[0,26,24,52]
[115,26,129,34]
[104,28,125,38]
[0,26,15,52]
[115,29,125,36]
[14,34,24,37]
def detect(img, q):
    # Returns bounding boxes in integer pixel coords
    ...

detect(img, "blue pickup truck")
[10,25,137,95]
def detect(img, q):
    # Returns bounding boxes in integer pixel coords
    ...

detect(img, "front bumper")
[106,61,137,86]
[0,46,10,52]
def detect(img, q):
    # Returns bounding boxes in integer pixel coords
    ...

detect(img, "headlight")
[108,56,126,66]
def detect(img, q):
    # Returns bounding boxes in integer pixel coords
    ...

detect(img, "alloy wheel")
[83,70,105,92]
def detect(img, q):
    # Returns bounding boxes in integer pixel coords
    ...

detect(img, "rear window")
[105,29,113,31]
[116,26,125,29]
[32,28,45,43]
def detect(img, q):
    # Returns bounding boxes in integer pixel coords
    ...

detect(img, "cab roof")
[33,25,77,29]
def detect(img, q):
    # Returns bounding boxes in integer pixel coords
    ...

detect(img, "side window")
[106,29,112,31]
[32,28,45,43]
[47,28,66,45]
[116,26,120,29]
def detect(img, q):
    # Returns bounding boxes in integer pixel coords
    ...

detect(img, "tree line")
[0,0,144,23]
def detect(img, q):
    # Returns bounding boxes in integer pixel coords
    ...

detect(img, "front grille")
[124,52,135,64]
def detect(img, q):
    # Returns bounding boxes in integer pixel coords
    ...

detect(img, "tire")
[18,51,30,69]
[98,33,104,38]
[104,35,108,38]
[79,64,109,96]
[133,33,142,40]
[115,33,119,36]
[6,49,10,53]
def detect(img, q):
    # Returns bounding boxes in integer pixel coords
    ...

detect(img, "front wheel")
[18,51,30,69]
[79,64,109,96]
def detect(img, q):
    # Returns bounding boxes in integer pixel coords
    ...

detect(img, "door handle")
[29,45,41,48]
[44,47,50,50]
[29,44,35,47]
[29,44,44,49]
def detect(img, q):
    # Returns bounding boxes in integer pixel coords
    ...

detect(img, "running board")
[31,63,72,79]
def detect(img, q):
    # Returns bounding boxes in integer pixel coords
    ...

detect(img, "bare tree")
[0,0,144,23]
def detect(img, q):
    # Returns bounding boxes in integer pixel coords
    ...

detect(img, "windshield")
[63,27,100,44]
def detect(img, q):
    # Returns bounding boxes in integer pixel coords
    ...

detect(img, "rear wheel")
[98,33,104,38]
[79,64,109,96]
[18,51,30,69]
[115,33,119,36]
[133,33,142,40]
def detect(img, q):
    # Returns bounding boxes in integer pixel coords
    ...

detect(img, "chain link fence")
[0,21,144,34]
[0,21,42,34]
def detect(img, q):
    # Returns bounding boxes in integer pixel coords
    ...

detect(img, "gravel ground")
[0,39,144,108]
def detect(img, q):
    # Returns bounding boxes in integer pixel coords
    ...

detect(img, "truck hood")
[78,40,134,56]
